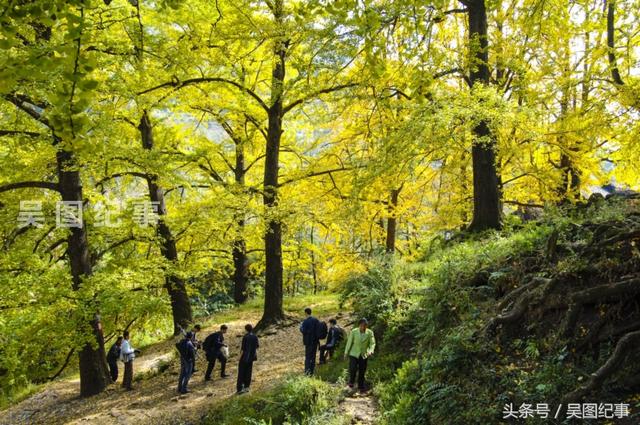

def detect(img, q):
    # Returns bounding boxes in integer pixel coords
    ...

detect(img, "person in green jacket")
[343,318,375,392]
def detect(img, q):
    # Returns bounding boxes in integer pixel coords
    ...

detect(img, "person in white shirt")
[120,330,139,390]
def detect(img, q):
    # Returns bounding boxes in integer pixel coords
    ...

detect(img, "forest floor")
[0,296,373,425]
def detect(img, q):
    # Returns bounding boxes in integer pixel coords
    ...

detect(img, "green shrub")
[339,257,415,335]
[201,375,346,425]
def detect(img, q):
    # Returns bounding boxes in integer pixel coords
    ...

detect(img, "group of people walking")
[106,323,259,396]
[175,323,259,395]
[105,308,374,397]
[300,308,376,393]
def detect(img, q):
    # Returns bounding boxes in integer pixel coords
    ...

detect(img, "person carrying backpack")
[319,319,342,364]
[107,336,123,383]
[299,307,321,375]
[203,324,229,381]
[177,331,196,394]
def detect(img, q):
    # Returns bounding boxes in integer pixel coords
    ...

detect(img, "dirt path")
[338,390,379,425]
[0,313,315,425]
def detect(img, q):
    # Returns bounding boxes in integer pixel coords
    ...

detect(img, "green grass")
[0,381,44,411]
[198,292,342,328]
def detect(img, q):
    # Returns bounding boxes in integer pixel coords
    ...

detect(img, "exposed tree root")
[610,372,640,393]
[482,207,640,407]
[595,319,640,344]
[575,315,640,353]
[485,277,556,336]
[597,229,640,248]
[563,330,640,403]
[254,314,298,333]
[562,278,640,337]
[497,277,550,311]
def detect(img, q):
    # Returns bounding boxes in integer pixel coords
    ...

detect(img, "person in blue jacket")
[300,307,321,375]
[236,324,259,394]
[106,336,123,383]
[319,319,342,364]
[177,332,196,394]
[203,324,229,381]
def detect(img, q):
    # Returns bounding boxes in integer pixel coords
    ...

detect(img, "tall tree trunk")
[310,225,318,295]
[56,148,111,397]
[232,225,249,303]
[556,36,581,202]
[233,140,249,303]
[606,0,625,86]
[258,0,287,327]
[557,89,580,201]
[465,0,502,232]
[138,112,192,335]
[385,188,400,253]
[558,152,580,199]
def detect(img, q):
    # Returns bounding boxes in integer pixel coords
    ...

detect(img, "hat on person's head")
[358,318,368,325]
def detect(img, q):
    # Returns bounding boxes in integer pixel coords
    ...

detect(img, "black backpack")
[316,321,328,340]
[175,339,187,357]
[202,334,214,353]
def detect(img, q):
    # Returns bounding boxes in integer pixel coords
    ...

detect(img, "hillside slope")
[347,197,640,424]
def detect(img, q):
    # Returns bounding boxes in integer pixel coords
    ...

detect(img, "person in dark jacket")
[179,324,202,372]
[236,324,259,394]
[107,336,123,382]
[203,324,229,381]
[319,319,342,364]
[299,307,320,375]
[191,324,202,344]
[177,332,196,394]
[191,324,202,373]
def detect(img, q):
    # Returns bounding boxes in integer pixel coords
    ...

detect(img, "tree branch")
[0,130,41,138]
[198,163,225,183]
[283,83,357,115]
[164,184,211,195]
[243,112,268,141]
[279,165,363,187]
[48,348,75,381]
[95,172,150,188]
[443,8,468,14]
[0,181,60,194]
[3,94,51,128]
[93,235,141,263]
[433,67,464,79]
[138,77,269,112]
[244,154,266,173]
